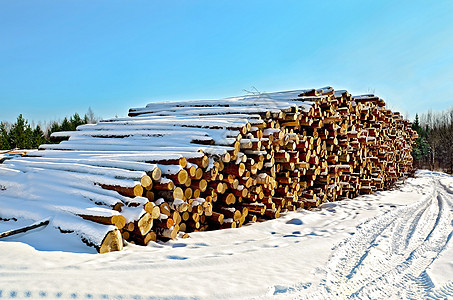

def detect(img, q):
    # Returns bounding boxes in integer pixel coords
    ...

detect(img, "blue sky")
[1,0,453,124]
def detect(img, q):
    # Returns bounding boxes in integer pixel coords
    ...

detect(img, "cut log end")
[152,167,162,181]
[112,215,126,229]
[137,213,153,235]
[177,169,189,185]
[179,157,187,168]
[140,175,153,190]
[99,229,123,254]
[173,187,184,200]
[134,184,144,197]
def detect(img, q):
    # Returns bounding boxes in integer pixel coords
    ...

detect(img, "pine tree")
[411,113,431,164]
[47,121,61,137]
[33,125,47,148]
[70,113,85,131]
[23,124,34,149]
[0,122,10,150]
[60,117,71,132]
[412,114,420,132]
[8,114,27,149]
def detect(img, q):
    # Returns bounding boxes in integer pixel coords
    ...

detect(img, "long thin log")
[0,218,50,239]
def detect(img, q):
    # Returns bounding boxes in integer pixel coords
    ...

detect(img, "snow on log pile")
[0,87,418,253]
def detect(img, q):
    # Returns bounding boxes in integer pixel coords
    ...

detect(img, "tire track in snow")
[392,191,431,253]
[427,281,453,299]
[298,176,453,299]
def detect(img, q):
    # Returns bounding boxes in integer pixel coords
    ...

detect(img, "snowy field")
[0,170,452,299]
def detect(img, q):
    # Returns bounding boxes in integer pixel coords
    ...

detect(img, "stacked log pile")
[0,87,418,253]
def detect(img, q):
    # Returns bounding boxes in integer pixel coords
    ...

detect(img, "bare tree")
[417,107,453,173]
[85,107,97,124]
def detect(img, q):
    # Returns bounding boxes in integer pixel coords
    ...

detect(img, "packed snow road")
[293,171,453,299]
[0,171,452,299]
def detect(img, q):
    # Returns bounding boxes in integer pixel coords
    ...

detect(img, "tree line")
[412,107,453,174]
[0,109,97,150]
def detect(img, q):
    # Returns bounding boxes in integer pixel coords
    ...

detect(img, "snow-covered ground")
[0,170,452,299]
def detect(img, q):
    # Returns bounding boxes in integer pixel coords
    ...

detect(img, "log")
[99,229,123,253]
[79,214,126,230]
[0,218,50,239]
[144,202,161,219]
[99,183,143,198]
